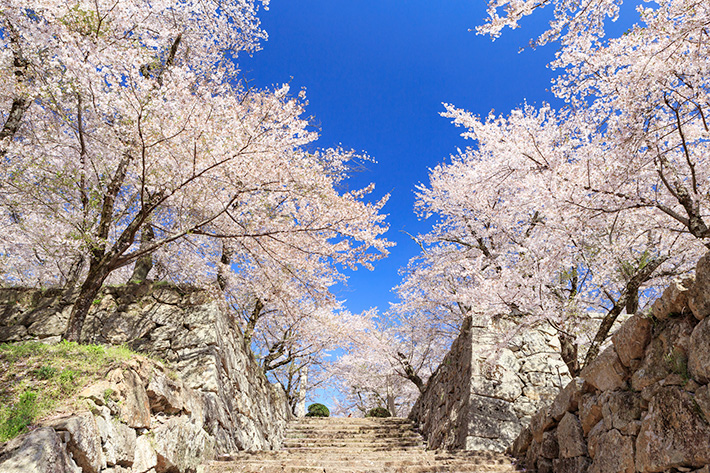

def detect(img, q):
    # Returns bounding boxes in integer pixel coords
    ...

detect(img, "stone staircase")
[206,417,518,473]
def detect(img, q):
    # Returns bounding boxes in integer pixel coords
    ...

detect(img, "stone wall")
[409,312,572,452]
[512,253,710,473]
[0,283,291,472]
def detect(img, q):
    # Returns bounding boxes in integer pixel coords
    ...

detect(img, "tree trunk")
[397,352,426,393]
[243,298,263,346]
[582,302,624,369]
[217,242,233,291]
[558,332,579,377]
[582,256,666,369]
[386,392,397,417]
[61,255,86,303]
[62,265,110,342]
[129,224,154,283]
[295,367,308,417]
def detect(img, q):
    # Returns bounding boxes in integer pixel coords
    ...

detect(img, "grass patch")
[0,340,139,442]
[0,391,38,440]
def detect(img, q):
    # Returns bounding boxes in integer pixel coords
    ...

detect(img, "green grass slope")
[0,341,139,441]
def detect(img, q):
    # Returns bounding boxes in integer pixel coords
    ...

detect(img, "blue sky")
[239,0,564,317]
[237,1,647,410]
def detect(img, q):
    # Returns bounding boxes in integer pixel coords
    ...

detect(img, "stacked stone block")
[513,253,710,473]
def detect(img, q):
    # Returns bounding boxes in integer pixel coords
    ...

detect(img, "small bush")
[365,407,391,418]
[305,403,329,417]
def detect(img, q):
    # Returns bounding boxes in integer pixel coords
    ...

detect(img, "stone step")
[283,438,424,450]
[219,452,435,462]
[205,418,518,473]
[207,463,517,473]
[285,430,420,439]
[283,437,424,449]
[286,424,417,432]
[274,446,428,454]
[285,432,423,440]
[290,418,412,424]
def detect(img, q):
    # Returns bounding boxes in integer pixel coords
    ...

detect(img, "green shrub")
[365,407,391,418]
[58,369,80,394]
[34,365,58,380]
[305,403,329,417]
[0,391,38,441]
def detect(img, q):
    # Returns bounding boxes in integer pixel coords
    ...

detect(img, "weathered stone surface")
[78,381,115,407]
[586,420,606,459]
[93,406,136,467]
[530,406,555,443]
[152,416,215,473]
[580,346,628,392]
[695,384,710,422]
[410,315,571,452]
[600,390,641,431]
[688,317,710,383]
[146,369,185,414]
[579,394,603,435]
[27,306,71,338]
[509,426,532,457]
[112,369,151,429]
[631,316,695,391]
[688,253,710,320]
[652,278,692,320]
[636,386,710,472]
[522,384,561,402]
[557,413,587,458]
[612,314,652,368]
[0,427,79,473]
[509,273,710,473]
[552,456,591,473]
[175,348,220,393]
[512,397,539,418]
[471,352,523,402]
[132,435,157,473]
[537,458,553,473]
[0,283,291,471]
[589,429,634,473]
[50,414,104,473]
[550,378,584,421]
[540,430,558,459]
[0,324,27,341]
[467,394,519,432]
[525,438,542,472]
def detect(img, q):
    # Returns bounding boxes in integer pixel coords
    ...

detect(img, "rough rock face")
[409,315,572,452]
[513,253,710,473]
[0,283,291,473]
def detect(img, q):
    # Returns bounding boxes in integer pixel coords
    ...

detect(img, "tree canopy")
[0,0,391,342]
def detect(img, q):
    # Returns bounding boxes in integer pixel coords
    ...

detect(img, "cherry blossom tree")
[405,100,703,374]
[390,0,709,372]
[327,307,444,416]
[477,0,710,248]
[260,307,379,412]
[0,0,391,342]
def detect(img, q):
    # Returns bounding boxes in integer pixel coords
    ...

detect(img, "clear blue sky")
[239,1,560,315]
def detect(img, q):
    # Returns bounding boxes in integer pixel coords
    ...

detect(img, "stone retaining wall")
[512,253,710,473]
[409,312,572,452]
[0,283,291,472]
